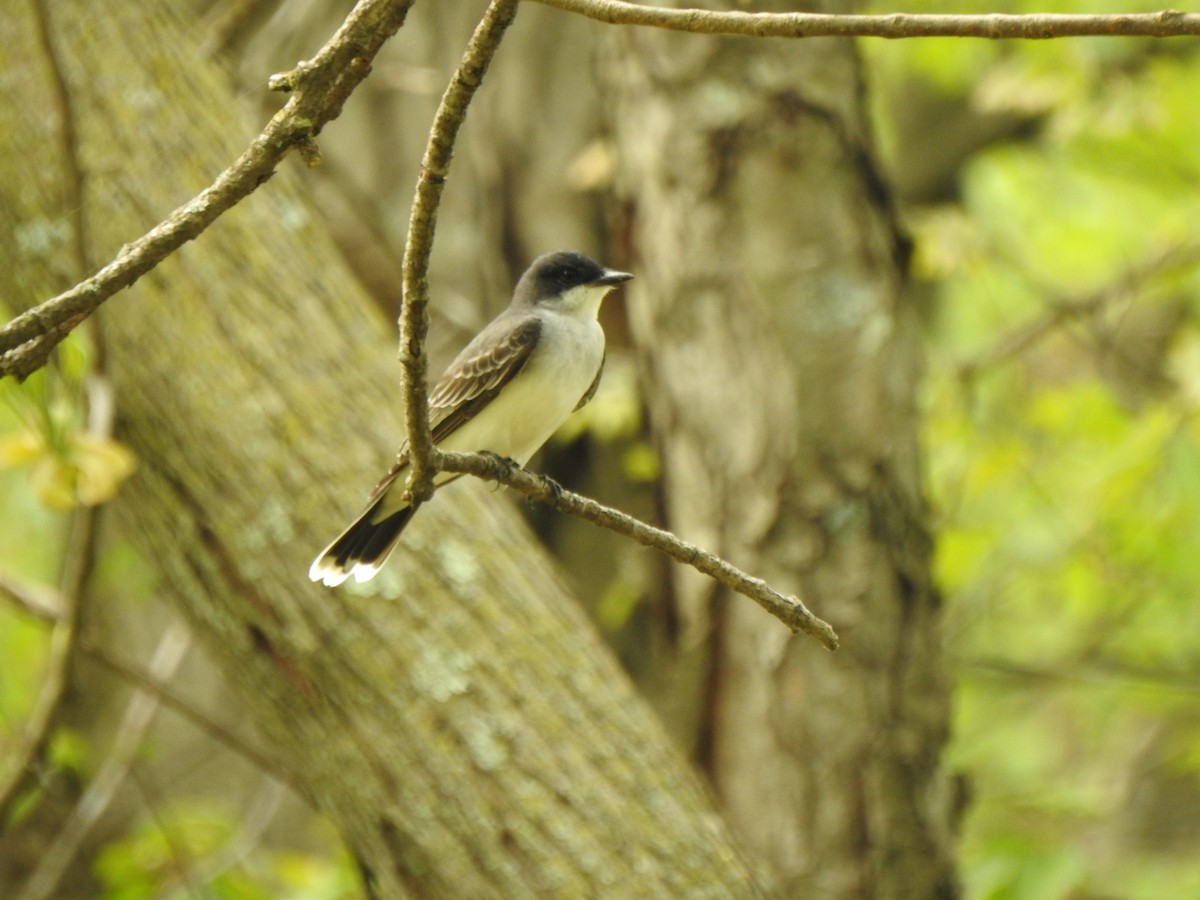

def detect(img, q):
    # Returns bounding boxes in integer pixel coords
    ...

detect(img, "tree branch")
[0,4,103,822]
[959,242,1200,380]
[80,638,296,790]
[964,656,1200,695]
[0,573,296,792]
[0,574,63,623]
[532,0,1200,39]
[5,1,1195,384]
[398,0,520,504]
[391,1,836,647]
[0,578,79,825]
[31,0,90,276]
[16,623,192,900]
[0,0,417,382]
[440,451,840,650]
[0,376,113,825]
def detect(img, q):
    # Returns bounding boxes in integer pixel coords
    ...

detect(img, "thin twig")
[0,574,63,623]
[79,638,297,790]
[174,776,288,887]
[392,0,843,648]
[0,0,417,381]
[6,4,1198,381]
[398,0,520,503]
[0,559,294,791]
[959,243,1200,380]
[127,768,209,898]
[200,0,286,57]
[31,0,90,276]
[964,656,1200,695]
[0,378,111,824]
[16,623,192,900]
[0,4,100,823]
[0,591,79,824]
[440,451,840,650]
[533,0,1200,39]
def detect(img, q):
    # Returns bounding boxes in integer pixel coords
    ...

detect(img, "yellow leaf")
[71,434,137,506]
[29,457,79,510]
[0,430,46,467]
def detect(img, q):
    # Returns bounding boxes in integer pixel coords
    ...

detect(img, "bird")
[309,250,633,587]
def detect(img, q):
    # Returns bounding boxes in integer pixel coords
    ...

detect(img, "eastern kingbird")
[309,250,633,587]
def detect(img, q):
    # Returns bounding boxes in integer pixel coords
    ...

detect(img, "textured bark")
[606,4,958,897]
[0,2,762,895]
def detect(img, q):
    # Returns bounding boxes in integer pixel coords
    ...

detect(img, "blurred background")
[3,0,1200,897]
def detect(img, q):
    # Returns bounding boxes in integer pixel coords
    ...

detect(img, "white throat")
[546,283,616,320]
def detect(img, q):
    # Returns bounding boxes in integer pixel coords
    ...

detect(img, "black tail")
[309,500,418,586]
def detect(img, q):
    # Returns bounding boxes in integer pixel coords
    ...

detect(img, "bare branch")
[440,451,840,650]
[0,376,115,824]
[80,638,296,790]
[0,6,105,821]
[200,0,287,58]
[964,656,1200,695]
[0,0,417,382]
[532,0,1200,39]
[8,0,1190,382]
[0,572,296,789]
[392,0,837,648]
[16,623,192,900]
[173,776,289,888]
[31,0,90,275]
[0,583,79,824]
[0,574,63,623]
[959,242,1200,380]
[398,0,521,504]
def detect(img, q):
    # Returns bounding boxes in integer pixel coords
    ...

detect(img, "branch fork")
[0,0,417,380]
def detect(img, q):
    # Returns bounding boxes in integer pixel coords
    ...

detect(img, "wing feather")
[427,314,541,442]
[364,314,541,503]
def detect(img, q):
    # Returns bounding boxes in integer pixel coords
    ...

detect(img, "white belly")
[438,312,604,464]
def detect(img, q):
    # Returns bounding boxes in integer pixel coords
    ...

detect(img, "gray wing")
[368,314,542,498]
[427,313,542,442]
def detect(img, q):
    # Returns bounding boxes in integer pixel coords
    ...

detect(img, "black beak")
[594,269,634,287]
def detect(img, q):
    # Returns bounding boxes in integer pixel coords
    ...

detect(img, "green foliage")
[869,9,1200,898]
[595,576,644,632]
[0,362,136,512]
[0,320,355,900]
[0,608,49,736]
[94,801,359,900]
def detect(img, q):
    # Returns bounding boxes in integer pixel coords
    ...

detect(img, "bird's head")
[516,250,633,316]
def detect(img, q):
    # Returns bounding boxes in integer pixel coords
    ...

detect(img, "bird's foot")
[522,474,563,512]
[478,450,520,479]
[540,474,564,501]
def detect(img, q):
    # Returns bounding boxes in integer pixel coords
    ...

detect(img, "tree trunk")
[0,2,762,895]
[606,6,959,897]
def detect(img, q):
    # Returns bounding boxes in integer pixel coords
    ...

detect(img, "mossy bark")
[606,4,959,897]
[0,2,761,895]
